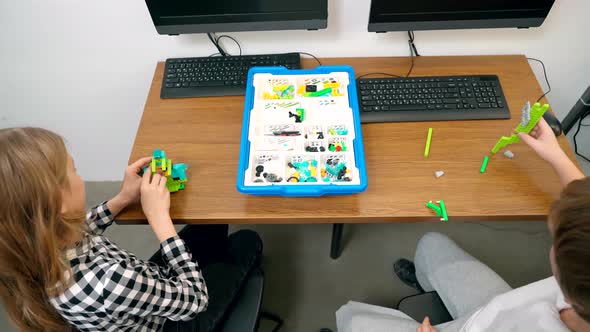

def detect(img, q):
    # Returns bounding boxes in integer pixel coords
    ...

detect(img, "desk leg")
[330,223,344,259]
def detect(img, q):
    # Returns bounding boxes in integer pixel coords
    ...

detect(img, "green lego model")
[491,102,550,154]
[426,200,448,222]
[143,149,189,193]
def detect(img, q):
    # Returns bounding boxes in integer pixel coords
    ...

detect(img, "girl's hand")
[417,317,437,332]
[117,156,152,205]
[518,117,566,166]
[140,170,177,242]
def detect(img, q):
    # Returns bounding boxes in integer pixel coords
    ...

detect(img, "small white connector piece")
[434,170,445,178]
[504,150,514,159]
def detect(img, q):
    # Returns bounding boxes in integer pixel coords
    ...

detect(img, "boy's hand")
[518,117,566,166]
[417,317,437,332]
[140,170,177,242]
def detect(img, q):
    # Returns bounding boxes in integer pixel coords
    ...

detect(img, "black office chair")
[397,291,453,326]
[221,267,283,332]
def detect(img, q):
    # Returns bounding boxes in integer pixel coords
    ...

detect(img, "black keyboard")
[357,75,510,123]
[161,53,301,98]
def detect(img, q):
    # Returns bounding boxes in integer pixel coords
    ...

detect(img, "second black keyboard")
[357,75,510,123]
[162,53,301,98]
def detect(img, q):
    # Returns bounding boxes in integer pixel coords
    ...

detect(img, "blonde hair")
[0,128,85,332]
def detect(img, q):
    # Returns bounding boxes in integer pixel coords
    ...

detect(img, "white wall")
[1,0,589,181]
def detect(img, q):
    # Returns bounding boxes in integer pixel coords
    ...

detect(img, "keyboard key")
[478,103,491,108]
[205,80,226,86]
[389,105,428,111]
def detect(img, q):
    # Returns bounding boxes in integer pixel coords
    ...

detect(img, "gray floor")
[1,153,588,332]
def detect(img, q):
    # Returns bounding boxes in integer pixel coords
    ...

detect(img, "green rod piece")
[424,128,433,157]
[480,155,489,173]
[439,200,448,222]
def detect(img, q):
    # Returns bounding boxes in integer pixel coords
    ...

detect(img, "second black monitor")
[368,0,555,32]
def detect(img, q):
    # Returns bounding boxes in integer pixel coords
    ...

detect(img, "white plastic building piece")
[434,170,445,178]
[504,150,514,159]
[521,102,531,127]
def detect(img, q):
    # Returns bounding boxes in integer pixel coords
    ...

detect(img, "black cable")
[527,57,551,102]
[207,32,227,57]
[357,32,420,79]
[299,52,322,66]
[408,31,420,56]
[573,109,590,163]
[405,31,419,77]
[356,72,403,79]
[406,41,415,77]
[216,35,242,56]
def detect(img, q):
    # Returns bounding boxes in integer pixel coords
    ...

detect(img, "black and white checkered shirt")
[49,202,209,332]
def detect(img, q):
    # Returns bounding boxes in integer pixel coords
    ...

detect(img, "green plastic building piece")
[307,87,332,97]
[143,149,189,193]
[439,200,448,222]
[424,128,433,157]
[480,155,489,173]
[491,102,549,154]
[426,200,448,222]
[288,108,306,123]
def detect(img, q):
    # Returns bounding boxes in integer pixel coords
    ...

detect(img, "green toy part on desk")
[426,200,448,222]
[491,102,550,154]
[424,127,433,157]
[480,155,490,173]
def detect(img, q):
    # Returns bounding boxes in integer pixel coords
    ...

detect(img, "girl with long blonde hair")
[0,128,262,332]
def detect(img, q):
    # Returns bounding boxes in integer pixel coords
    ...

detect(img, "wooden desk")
[119,55,577,258]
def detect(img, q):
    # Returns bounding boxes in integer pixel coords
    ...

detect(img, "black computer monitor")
[145,0,328,35]
[368,0,555,32]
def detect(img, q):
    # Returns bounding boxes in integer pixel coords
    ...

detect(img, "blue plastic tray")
[237,65,367,196]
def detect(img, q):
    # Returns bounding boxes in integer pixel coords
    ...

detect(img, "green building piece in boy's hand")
[491,102,550,154]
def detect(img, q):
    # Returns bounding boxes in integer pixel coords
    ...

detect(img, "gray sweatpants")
[417,232,512,330]
[336,232,512,331]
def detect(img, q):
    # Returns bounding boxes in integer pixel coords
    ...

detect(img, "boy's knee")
[417,232,451,254]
